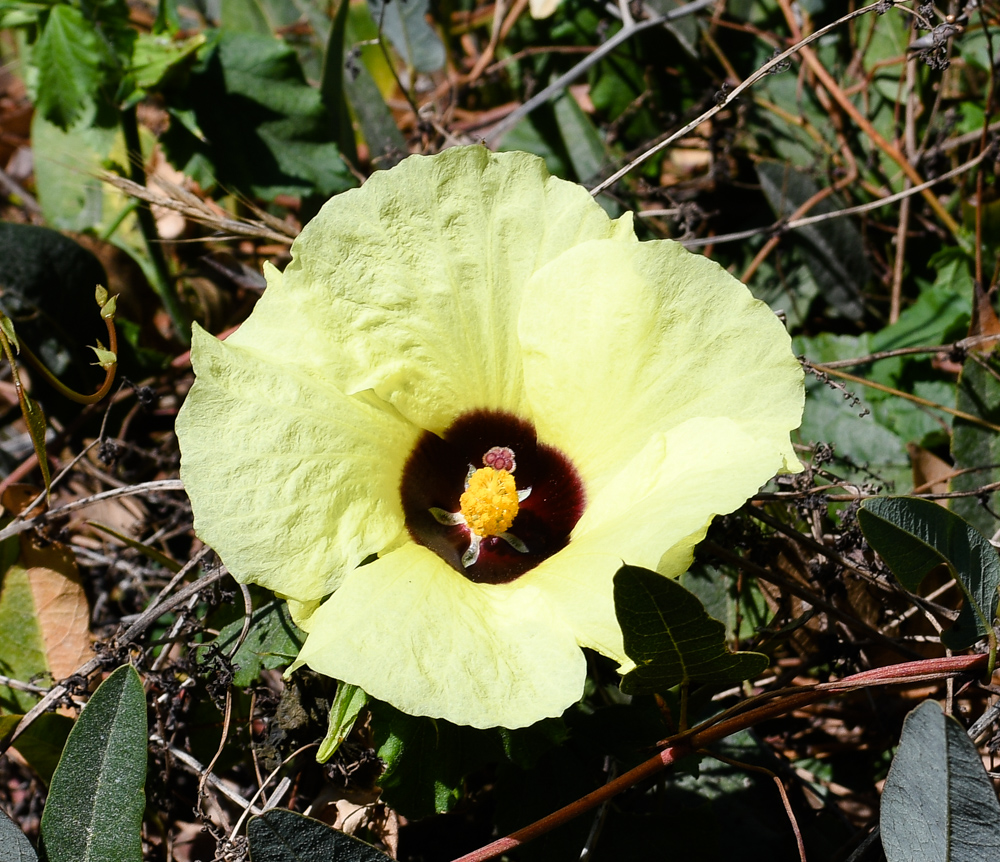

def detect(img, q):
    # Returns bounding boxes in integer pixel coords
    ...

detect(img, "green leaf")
[857,496,1000,649]
[0,220,111,394]
[757,161,870,320]
[32,5,110,129]
[881,700,1000,861]
[160,31,357,200]
[0,558,51,713]
[19,388,50,494]
[319,0,359,165]
[951,349,1000,538]
[247,809,391,861]
[341,2,406,168]
[369,700,501,818]
[208,598,304,687]
[552,90,605,183]
[615,565,768,695]
[795,332,911,490]
[39,665,147,862]
[130,32,206,91]
[0,713,73,785]
[317,683,367,764]
[0,806,37,862]
[368,0,445,73]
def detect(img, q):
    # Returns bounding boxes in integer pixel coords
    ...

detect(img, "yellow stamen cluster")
[460,467,519,537]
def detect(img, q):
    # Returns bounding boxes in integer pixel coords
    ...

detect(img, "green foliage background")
[0,0,999,860]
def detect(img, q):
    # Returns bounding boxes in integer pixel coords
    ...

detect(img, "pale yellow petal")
[295,542,586,729]
[520,238,804,496]
[177,325,419,603]
[529,0,561,17]
[525,416,786,664]
[230,147,636,435]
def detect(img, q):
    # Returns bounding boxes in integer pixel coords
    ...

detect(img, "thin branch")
[0,479,185,544]
[151,734,263,817]
[675,149,986,248]
[483,0,716,145]
[451,654,988,862]
[590,1,889,196]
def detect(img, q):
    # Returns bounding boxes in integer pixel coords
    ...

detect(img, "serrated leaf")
[130,32,205,90]
[0,806,37,862]
[881,700,1000,861]
[317,683,368,764]
[32,5,109,128]
[160,31,356,200]
[615,565,768,695]
[39,664,147,862]
[247,809,391,861]
[858,496,1000,649]
[209,598,304,687]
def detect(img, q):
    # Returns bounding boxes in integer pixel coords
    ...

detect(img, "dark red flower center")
[399,410,586,584]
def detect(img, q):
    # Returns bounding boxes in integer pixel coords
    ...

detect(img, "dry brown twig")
[100,172,298,245]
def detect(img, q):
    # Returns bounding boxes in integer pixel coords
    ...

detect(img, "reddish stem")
[451,654,988,862]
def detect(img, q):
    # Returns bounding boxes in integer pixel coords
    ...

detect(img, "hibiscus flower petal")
[294,542,586,729]
[519,238,804,494]
[229,147,636,435]
[177,325,419,602]
[527,416,787,664]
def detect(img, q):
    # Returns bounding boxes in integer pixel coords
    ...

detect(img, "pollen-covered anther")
[460,467,520,537]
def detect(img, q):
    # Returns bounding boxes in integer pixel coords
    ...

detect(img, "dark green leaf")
[247,809,391,861]
[32,6,110,128]
[317,683,368,764]
[39,665,147,862]
[369,700,501,818]
[320,0,359,164]
[0,713,73,786]
[794,332,911,490]
[858,496,1000,649]
[757,161,870,320]
[0,222,110,404]
[209,598,304,687]
[161,31,356,200]
[0,806,37,862]
[368,0,445,73]
[615,565,768,695]
[881,700,1000,861]
[340,3,406,168]
[552,90,605,183]
[952,349,1000,538]
[130,32,205,91]
[19,388,49,493]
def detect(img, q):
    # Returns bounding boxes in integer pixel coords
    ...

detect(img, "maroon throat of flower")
[399,411,585,585]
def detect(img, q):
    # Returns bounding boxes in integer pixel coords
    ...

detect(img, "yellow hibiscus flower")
[176,146,803,730]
